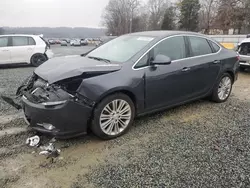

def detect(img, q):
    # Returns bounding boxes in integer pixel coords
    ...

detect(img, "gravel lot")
[0,45,250,188]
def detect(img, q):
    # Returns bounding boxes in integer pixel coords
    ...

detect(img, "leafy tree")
[161,6,176,30]
[179,0,201,31]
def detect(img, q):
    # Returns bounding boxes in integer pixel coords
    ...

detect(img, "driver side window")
[153,36,186,61]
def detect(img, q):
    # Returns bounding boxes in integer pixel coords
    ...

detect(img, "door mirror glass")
[151,54,171,65]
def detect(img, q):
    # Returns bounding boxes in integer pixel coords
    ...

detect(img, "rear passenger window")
[0,37,8,47]
[210,41,220,52]
[189,36,212,56]
[153,36,186,61]
[28,37,36,45]
[12,36,29,46]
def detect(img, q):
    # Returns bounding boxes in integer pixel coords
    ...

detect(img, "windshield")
[87,35,155,63]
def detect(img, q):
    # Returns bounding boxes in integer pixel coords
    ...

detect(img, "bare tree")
[102,0,142,35]
[147,0,168,30]
[214,0,244,34]
[200,0,219,34]
[128,0,140,33]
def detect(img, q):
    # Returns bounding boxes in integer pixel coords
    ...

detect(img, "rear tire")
[91,93,135,140]
[30,53,47,67]
[210,73,233,103]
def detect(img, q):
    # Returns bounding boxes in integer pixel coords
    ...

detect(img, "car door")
[0,36,11,64]
[180,36,222,98]
[10,36,35,63]
[143,36,193,110]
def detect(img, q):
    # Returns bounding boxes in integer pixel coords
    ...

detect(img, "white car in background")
[0,34,54,67]
[70,39,81,46]
[237,38,250,70]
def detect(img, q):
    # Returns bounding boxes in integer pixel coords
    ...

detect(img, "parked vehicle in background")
[60,40,68,46]
[63,38,70,43]
[80,39,88,46]
[70,39,76,46]
[96,36,117,47]
[54,39,61,44]
[0,34,53,66]
[70,39,81,46]
[73,40,81,46]
[237,38,250,70]
[48,39,56,45]
[18,31,239,140]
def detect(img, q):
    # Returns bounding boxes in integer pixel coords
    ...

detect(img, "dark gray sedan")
[18,31,239,139]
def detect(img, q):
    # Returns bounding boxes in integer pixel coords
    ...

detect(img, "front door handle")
[213,60,221,64]
[182,67,191,72]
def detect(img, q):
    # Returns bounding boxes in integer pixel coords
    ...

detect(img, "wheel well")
[97,90,137,110]
[226,71,235,83]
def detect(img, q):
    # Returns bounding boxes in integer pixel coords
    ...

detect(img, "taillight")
[236,53,240,61]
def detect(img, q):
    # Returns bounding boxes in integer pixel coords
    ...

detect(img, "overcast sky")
[0,0,112,28]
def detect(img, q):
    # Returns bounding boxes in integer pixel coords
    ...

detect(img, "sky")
[0,0,112,28]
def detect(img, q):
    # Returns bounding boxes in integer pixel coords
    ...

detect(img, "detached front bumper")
[22,97,92,138]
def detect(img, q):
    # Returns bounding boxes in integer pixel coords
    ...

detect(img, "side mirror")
[151,54,172,65]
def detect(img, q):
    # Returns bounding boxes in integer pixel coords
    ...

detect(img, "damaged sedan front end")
[21,75,93,138]
[15,55,122,138]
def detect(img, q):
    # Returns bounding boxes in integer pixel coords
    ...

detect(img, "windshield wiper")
[88,56,110,63]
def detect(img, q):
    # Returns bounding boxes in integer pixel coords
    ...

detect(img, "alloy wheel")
[218,76,232,101]
[99,99,132,136]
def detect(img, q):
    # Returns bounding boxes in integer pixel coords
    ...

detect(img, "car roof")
[0,34,39,37]
[128,30,205,38]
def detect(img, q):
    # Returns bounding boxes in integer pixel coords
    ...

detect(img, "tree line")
[102,0,250,35]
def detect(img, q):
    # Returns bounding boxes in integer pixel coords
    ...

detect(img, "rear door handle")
[2,49,9,52]
[182,67,191,72]
[213,60,221,64]
[27,48,32,50]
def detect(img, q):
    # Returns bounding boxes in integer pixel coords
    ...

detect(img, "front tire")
[211,73,233,103]
[91,93,135,140]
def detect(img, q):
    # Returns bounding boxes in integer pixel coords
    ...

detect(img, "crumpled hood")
[34,55,122,84]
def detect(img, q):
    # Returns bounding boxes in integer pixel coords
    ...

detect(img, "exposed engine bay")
[16,74,73,104]
[2,73,95,110]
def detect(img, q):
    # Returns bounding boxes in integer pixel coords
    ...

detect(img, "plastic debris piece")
[39,143,55,151]
[39,143,61,159]
[50,137,57,143]
[39,151,50,155]
[26,135,40,147]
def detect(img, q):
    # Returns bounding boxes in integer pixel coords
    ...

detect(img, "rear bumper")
[239,55,250,67]
[22,97,92,138]
[239,62,250,67]
[45,50,54,59]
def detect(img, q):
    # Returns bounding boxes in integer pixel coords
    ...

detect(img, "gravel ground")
[0,46,250,188]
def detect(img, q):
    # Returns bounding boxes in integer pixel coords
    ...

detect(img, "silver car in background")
[238,38,250,70]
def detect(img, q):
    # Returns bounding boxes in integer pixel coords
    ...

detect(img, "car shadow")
[0,63,32,69]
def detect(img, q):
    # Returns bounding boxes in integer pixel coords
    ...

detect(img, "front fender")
[76,69,145,113]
